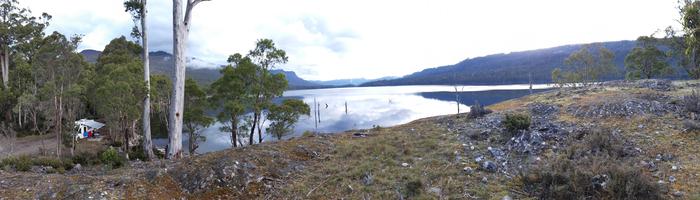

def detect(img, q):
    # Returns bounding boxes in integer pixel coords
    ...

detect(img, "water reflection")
[156,84,552,153]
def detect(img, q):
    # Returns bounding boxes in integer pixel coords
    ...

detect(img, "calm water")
[156,84,551,153]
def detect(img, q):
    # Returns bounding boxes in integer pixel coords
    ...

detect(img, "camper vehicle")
[74,119,105,140]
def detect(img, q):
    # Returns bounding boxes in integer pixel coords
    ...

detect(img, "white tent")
[74,119,105,139]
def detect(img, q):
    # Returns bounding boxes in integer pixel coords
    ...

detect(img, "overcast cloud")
[24,0,678,80]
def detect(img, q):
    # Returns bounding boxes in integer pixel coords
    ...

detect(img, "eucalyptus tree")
[679,0,700,79]
[124,0,155,159]
[266,99,310,140]
[210,54,257,148]
[625,36,672,80]
[247,39,288,144]
[552,44,616,87]
[184,78,212,154]
[32,32,89,157]
[0,0,49,88]
[93,37,145,157]
[168,0,210,159]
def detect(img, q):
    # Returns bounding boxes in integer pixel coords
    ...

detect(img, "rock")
[72,164,82,172]
[592,174,609,190]
[465,129,489,141]
[669,175,676,183]
[401,163,409,167]
[528,103,559,116]
[428,187,441,195]
[480,161,498,173]
[362,172,373,186]
[502,195,513,200]
[640,160,657,172]
[481,176,488,184]
[673,191,685,197]
[474,155,485,163]
[463,167,474,175]
[488,147,505,159]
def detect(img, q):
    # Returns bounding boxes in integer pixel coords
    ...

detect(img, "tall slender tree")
[125,0,155,160]
[168,0,209,159]
[33,32,89,157]
[0,0,50,88]
[247,39,288,145]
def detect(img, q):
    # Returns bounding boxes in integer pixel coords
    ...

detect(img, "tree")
[0,0,50,88]
[266,99,310,140]
[678,0,700,79]
[184,78,212,154]
[149,74,171,138]
[168,0,210,159]
[124,0,155,160]
[32,32,90,157]
[247,39,288,145]
[93,37,145,158]
[624,36,672,80]
[210,54,257,148]
[553,44,616,87]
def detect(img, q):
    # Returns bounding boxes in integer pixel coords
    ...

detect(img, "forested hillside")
[363,40,687,86]
[79,50,321,89]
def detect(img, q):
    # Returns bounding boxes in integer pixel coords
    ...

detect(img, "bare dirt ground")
[0,134,56,158]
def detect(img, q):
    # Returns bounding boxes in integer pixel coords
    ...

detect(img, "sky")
[23,0,679,81]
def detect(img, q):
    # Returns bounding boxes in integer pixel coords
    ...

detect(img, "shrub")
[503,113,531,133]
[404,179,423,197]
[302,130,315,137]
[522,128,661,199]
[468,100,493,119]
[100,147,125,169]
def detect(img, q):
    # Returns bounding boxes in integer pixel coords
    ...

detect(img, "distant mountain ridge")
[362,40,687,86]
[79,49,325,89]
[310,76,397,86]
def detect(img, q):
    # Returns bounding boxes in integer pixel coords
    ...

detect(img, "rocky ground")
[1,79,699,199]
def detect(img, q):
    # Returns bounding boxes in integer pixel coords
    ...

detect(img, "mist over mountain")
[362,40,687,86]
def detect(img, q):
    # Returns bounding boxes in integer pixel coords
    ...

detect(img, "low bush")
[404,179,423,198]
[1,155,73,172]
[100,147,126,169]
[468,100,492,119]
[523,128,660,199]
[503,113,531,133]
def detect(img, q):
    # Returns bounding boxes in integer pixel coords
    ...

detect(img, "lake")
[156,84,552,153]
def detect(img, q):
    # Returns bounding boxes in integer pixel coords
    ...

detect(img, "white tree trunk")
[141,0,156,160]
[168,0,205,159]
[1,48,8,88]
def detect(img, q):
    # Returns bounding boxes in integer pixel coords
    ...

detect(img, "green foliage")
[266,99,311,140]
[680,0,700,79]
[553,44,616,87]
[100,147,125,168]
[184,78,213,154]
[149,74,172,138]
[210,56,258,147]
[92,37,145,148]
[302,130,315,137]
[503,113,531,134]
[1,155,73,172]
[624,36,672,80]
